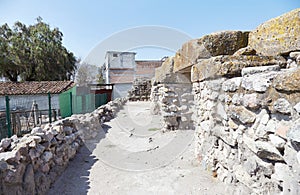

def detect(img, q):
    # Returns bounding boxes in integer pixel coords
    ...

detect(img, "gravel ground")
[48,101,247,195]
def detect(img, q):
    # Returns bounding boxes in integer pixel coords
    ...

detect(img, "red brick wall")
[135,61,162,78]
[108,61,162,83]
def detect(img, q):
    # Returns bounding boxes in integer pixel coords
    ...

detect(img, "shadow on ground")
[47,125,111,195]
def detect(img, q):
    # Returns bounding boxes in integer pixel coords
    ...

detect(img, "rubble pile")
[128,78,151,101]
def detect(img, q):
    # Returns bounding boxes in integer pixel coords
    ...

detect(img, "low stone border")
[0,97,127,195]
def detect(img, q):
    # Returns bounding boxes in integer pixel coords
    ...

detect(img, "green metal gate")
[59,86,109,118]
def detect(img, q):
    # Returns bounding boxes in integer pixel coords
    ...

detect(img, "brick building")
[104,51,162,99]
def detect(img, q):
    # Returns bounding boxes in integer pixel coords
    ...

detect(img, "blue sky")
[0,0,299,64]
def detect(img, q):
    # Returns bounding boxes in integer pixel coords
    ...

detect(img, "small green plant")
[148,128,160,131]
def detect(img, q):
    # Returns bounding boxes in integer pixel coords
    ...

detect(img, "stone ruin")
[0,7,300,195]
[151,8,300,194]
[128,77,151,101]
[0,98,126,194]
[150,57,194,131]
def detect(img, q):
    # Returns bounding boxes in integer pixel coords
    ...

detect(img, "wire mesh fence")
[0,94,58,140]
[0,113,7,140]
[0,84,113,140]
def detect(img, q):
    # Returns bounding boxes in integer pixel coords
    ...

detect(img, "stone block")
[174,31,249,72]
[248,8,300,56]
[241,65,280,76]
[191,55,285,82]
[273,67,300,93]
[222,77,242,92]
[269,134,286,149]
[228,106,256,124]
[273,98,292,114]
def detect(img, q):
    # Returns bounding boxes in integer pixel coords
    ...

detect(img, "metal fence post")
[5,95,12,137]
[70,92,73,115]
[48,93,52,124]
[33,100,39,125]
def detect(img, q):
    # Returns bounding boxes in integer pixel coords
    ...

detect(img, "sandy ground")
[48,101,243,195]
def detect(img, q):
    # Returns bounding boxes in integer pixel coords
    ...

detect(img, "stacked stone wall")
[150,83,194,131]
[150,8,300,194]
[128,78,151,101]
[192,55,300,194]
[0,98,126,195]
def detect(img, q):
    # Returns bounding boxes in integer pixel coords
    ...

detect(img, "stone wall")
[189,9,300,194]
[150,8,300,194]
[69,97,127,141]
[151,83,194,131]
[0,98,126,195]
[192,64,300,194]
[128,78,151,101]
[150,57,194,131]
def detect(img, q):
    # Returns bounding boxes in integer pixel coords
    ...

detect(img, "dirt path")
[48,102,241,195]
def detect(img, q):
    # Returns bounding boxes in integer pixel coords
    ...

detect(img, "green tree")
[96,65,105,84]
[0,17,76,81]
[75,62,104,86]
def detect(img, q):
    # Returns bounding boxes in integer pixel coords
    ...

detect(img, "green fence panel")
[59,92,72,118]
[95,93,108,108]
[59,87,110,118]
[73,95,82,114]
[86,94,95,112]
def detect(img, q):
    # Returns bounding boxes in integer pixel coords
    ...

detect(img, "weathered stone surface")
[31,127,44,134]
[222,77,241,92]
[287,119,300,151]
[273,67,300,92]
[248,8,300,56]
[273,98,291,114]
[174,31,249,72]
[269,134,286,149]
[233,164,253,187]
[4,163,26,183]
[128,77,152,101]
[260,110,270,125]
[242,71,279,92]
[212,125,238,146]
[0,138,11,150]
[154,57,191,84]
[290,51,300,59]
[23,164,35,194]
[229,106,256,124]
[41,151,53,163]
[191,55,286,82]
[63,126,73,135]
[0,150,21,164]
[264,119,277,134]
[272,163,300,195]
[244,136,284,162]
[294,102,300,114]
[287,59,298,69]
[241,65,280,77]
[283,145,299,167]
[233,46,257,56]
[228,119,238,130]
[275,124,289,139]
[151,83,193,131]
[154,57,175,83]
[242,93,261,110]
